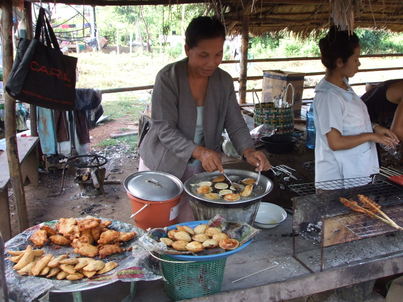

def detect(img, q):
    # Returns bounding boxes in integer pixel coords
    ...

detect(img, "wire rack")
[288,174,403,199]
[345,206,403,239]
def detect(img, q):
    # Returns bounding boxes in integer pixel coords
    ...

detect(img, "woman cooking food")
[139,16,271,220]
[362,79,403,142]
[313,27,399,188]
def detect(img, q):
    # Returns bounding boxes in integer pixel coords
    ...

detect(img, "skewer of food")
[339,195,403,230]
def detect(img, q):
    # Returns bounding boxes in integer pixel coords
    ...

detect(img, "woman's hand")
[243,148,272,171]
[192,146,223,172]
[373,124,400,143]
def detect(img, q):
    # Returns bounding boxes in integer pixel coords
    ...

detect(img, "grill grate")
[288,175,403,199]
[345,207,403,239]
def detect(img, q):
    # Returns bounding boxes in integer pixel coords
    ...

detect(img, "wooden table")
[0,136,39,240]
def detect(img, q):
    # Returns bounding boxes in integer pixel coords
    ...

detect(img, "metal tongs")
[221,170,242,193]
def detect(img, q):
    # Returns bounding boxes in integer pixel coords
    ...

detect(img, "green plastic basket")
[161,255,227,301]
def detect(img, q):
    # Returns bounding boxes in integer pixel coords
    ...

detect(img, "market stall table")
[132,186,403,301]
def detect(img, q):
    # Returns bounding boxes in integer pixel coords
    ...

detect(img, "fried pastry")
[83,259,105,272]
[205,227,222,237]
[197,185,212,194]
[219,238,240,250]
[173,231,192,242]
[97,261,118,275]
[223,193,241,202]
[186,241,204,253]
[202,239,218,248]
[212,233,228,241]
[40,225,57,236]
[242,178,256,185]
[57,218,77,238]
[241,184,253,197]
[194,224,208,235]
[212,175,225,182]
[97,230,120,245]
[192,234,209,242]
[160,238,173,246]
[172,240,188,251]
[73,241,98,257]
[167,230,178,239]
[49,235,71,246]
[177,225,194,235]
[30,230,48,247]
[98,244,123,258]
[77,217,100,231]
[118,231,137,242]
[204,193,220,200]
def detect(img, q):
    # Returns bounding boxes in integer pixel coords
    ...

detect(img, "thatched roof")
[26,0,403,35]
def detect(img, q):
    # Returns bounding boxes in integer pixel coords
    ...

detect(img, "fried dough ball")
[177,225,194,235]
[30,230,48,247]
[202,239,218,248]
[186,241,204,253]
[160,238,173,246]
[212,233,228,242]
[205,227,222,237]
[219,238,240,250]
[172,240,188,251]
[197,185,212,194]
[173,231,191,242]
[57,218,78,238]
[192,234,209,243]
[49,235,71,246]
[224,193,241,202]
[194,224,208,235]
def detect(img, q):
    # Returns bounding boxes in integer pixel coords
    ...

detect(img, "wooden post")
[1,0,29,232]
[24,1,37,137]
[239,12,249,104]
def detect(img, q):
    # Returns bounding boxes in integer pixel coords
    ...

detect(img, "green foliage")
[102,98,147,119]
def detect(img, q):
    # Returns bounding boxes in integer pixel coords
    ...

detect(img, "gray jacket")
[139,59,254,179]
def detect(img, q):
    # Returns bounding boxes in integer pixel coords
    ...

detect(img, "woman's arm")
[326,127,397,151]
[391,100,403,141]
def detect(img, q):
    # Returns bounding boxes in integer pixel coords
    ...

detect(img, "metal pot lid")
[184,169,273,205]
[124,171,183,201]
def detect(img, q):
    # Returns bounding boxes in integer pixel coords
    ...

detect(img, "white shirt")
[313,78,379,188]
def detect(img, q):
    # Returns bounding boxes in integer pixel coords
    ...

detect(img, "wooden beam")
[1,0,29,233]
[239,10,249,104]
[24,1,38,137]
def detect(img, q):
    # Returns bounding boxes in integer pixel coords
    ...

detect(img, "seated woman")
[313,27,398,188]
[361,79,403,141]
[139,16,271,220]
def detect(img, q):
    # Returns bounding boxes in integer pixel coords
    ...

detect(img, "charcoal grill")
[59,154,108,197]
[291,172,403,272]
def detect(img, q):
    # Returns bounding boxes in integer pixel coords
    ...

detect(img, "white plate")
[254,202,287,229]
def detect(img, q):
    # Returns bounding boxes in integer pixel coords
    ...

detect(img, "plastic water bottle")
[306,104,316,149]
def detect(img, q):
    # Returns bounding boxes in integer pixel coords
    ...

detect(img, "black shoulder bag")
[6,8,77,110]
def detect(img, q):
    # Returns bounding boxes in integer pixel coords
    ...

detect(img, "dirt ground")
[8,117,139,237]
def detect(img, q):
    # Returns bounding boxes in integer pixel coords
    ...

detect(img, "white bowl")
[254,202,287,229]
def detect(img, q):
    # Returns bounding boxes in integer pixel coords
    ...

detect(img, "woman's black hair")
[185,16,226,48]
[319,26,360,70]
